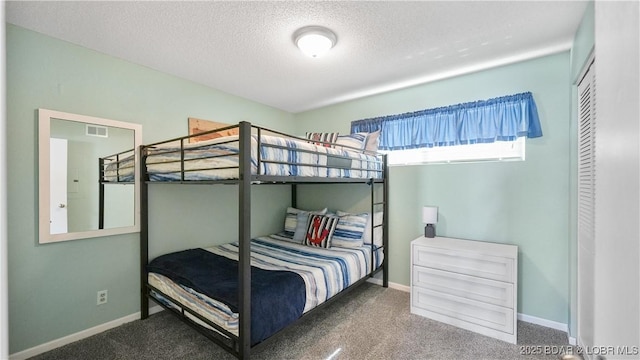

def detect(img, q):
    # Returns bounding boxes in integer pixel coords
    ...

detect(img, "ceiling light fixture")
[293,26,337,58]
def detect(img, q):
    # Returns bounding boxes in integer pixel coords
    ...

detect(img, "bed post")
[140,145,149,319]
[291,184,297,208]
[382,154,389,288]
[238,121,252,359]
[98,157,105,229]
[368,178,375,276]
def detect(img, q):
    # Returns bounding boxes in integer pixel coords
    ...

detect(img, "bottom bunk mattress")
[147,234,384,346]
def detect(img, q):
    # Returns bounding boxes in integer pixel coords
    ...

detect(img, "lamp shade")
[422,206,438,224]
[293,26,337,58]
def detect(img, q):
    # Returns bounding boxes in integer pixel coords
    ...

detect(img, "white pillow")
[365,130,381,152]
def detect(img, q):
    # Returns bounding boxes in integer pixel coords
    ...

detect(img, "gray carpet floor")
[31,283,576,359]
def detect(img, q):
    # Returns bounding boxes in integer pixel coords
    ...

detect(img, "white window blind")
[382,137,525,166]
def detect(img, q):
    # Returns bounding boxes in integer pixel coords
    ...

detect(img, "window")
[350,92,541,166]
[382,137,525,165]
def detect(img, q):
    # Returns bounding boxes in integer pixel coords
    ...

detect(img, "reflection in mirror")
[51,119,134,232]
[39,109,142,243]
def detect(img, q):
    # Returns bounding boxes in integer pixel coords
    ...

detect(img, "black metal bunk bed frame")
[137,121,389,359]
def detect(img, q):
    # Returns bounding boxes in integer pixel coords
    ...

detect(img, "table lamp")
[422,206,438,238]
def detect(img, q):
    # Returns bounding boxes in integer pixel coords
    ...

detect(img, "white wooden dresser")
[410,236,518,344]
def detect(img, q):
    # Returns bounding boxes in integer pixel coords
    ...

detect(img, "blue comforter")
[147,248,306,345]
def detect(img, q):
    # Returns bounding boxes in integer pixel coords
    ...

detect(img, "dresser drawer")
[412,265,514,308]
[413,244,515,283]
[411,286,514,334]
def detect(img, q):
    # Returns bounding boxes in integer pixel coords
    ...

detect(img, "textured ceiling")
[6,1,588,113]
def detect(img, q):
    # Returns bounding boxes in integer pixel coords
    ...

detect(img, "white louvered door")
[577,59,595,351]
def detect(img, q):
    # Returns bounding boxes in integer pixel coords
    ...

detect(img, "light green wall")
[568,1,595,340]
[6,24,294,354]
[294,52,572,324]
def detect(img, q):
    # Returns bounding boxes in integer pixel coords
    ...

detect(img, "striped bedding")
[139,134,382,181]
[148,233,384,339]
[102,155,135,182]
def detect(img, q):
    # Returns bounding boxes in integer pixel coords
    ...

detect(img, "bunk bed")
[98,148,135,229]
[132,121,388,359]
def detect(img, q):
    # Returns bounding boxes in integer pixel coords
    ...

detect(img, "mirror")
[38,109,142,243]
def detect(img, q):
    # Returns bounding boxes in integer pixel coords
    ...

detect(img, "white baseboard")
[517,313,568,333]
[366,278,410,292]
[517,313,577,345]
[9,305,163,360]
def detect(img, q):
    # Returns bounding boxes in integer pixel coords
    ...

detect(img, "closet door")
[577,58,595,350]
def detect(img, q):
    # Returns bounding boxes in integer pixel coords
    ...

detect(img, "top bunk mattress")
[142,133,384,182]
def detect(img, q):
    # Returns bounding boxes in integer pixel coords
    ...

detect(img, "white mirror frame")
[38,109,142,243]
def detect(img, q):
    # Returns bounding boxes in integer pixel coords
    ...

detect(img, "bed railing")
[99,148,136,183]
[139,122,384,183]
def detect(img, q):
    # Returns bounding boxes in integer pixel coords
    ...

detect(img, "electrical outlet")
[97,290,108,305]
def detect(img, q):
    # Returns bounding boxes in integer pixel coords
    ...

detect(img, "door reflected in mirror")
[39,109,142,243]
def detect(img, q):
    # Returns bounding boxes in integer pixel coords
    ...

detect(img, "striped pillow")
[337,211,383,246]
[336,133,368,150]
[303,215,338,248]
[332,213,368,248]
[306,132,339,148]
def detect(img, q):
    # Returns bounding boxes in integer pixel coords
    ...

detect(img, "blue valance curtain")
[351,92,542,151]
